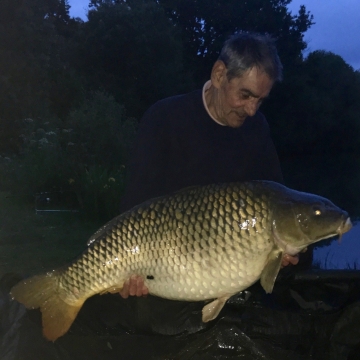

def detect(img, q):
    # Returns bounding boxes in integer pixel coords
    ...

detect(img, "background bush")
[5,92,137,221]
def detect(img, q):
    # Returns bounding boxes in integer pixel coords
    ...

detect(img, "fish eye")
[313,207,322,216]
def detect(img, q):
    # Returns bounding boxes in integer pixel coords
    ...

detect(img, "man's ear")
[211,60,227,89]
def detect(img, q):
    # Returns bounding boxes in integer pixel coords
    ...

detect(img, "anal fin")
[202,295,230,322]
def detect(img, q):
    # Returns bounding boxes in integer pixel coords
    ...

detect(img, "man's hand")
[119,254,300,298]
[281,254,299,268]
[119,275,149,298]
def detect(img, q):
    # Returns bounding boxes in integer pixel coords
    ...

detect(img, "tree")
[0,0,83,152]
[264,51,360,215]
[157,0,314,85]
[78,0,193,117]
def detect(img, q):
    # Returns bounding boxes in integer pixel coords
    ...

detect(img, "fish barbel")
[10,181,352,341]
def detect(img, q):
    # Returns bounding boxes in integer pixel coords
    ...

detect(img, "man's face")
[211,63,274,128]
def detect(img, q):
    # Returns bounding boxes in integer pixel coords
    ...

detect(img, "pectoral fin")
[260,246,283,294]
[202,295,230,322]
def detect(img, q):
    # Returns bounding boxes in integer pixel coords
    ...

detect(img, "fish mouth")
[312,215,352,243]
[340,217,352,233]
[272,216,353,256]
[336,217,352,242]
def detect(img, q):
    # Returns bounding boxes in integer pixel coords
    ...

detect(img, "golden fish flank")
[10,181,352,341]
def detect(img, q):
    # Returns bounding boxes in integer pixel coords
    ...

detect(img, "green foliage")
[11,118,70,195]
[0,0,84,152]
[64,91,138,220]
[157,0,314,85]
[65,91,137,168]
[3,92,137,221]
[75,165,126,221]
[267,51,360,156]
[80,0,193,117]
[264,51,360,216]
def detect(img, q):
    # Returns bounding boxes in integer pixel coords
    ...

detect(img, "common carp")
[10,181,352,341]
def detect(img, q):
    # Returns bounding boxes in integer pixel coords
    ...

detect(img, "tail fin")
[10,273,84,341]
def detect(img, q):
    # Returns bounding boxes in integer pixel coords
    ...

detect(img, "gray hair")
[218,31,283,82]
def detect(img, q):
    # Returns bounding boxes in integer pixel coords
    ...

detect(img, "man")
[119,32,284,212]
[114,31,299,334]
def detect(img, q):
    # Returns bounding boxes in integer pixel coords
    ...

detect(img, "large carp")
[10,181,351,341]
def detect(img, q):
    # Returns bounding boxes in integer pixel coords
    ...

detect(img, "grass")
[0,191,101,277]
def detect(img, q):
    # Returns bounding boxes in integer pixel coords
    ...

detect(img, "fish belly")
[133,239,272,301]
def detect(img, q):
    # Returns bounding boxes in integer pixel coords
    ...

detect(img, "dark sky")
[69,0,360,70]
[288,0,360,70]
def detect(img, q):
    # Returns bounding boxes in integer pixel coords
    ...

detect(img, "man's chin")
[229,117,246,128]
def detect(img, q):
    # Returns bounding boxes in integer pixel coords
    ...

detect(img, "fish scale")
[57,183,271,303]
[10,181,352,341]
